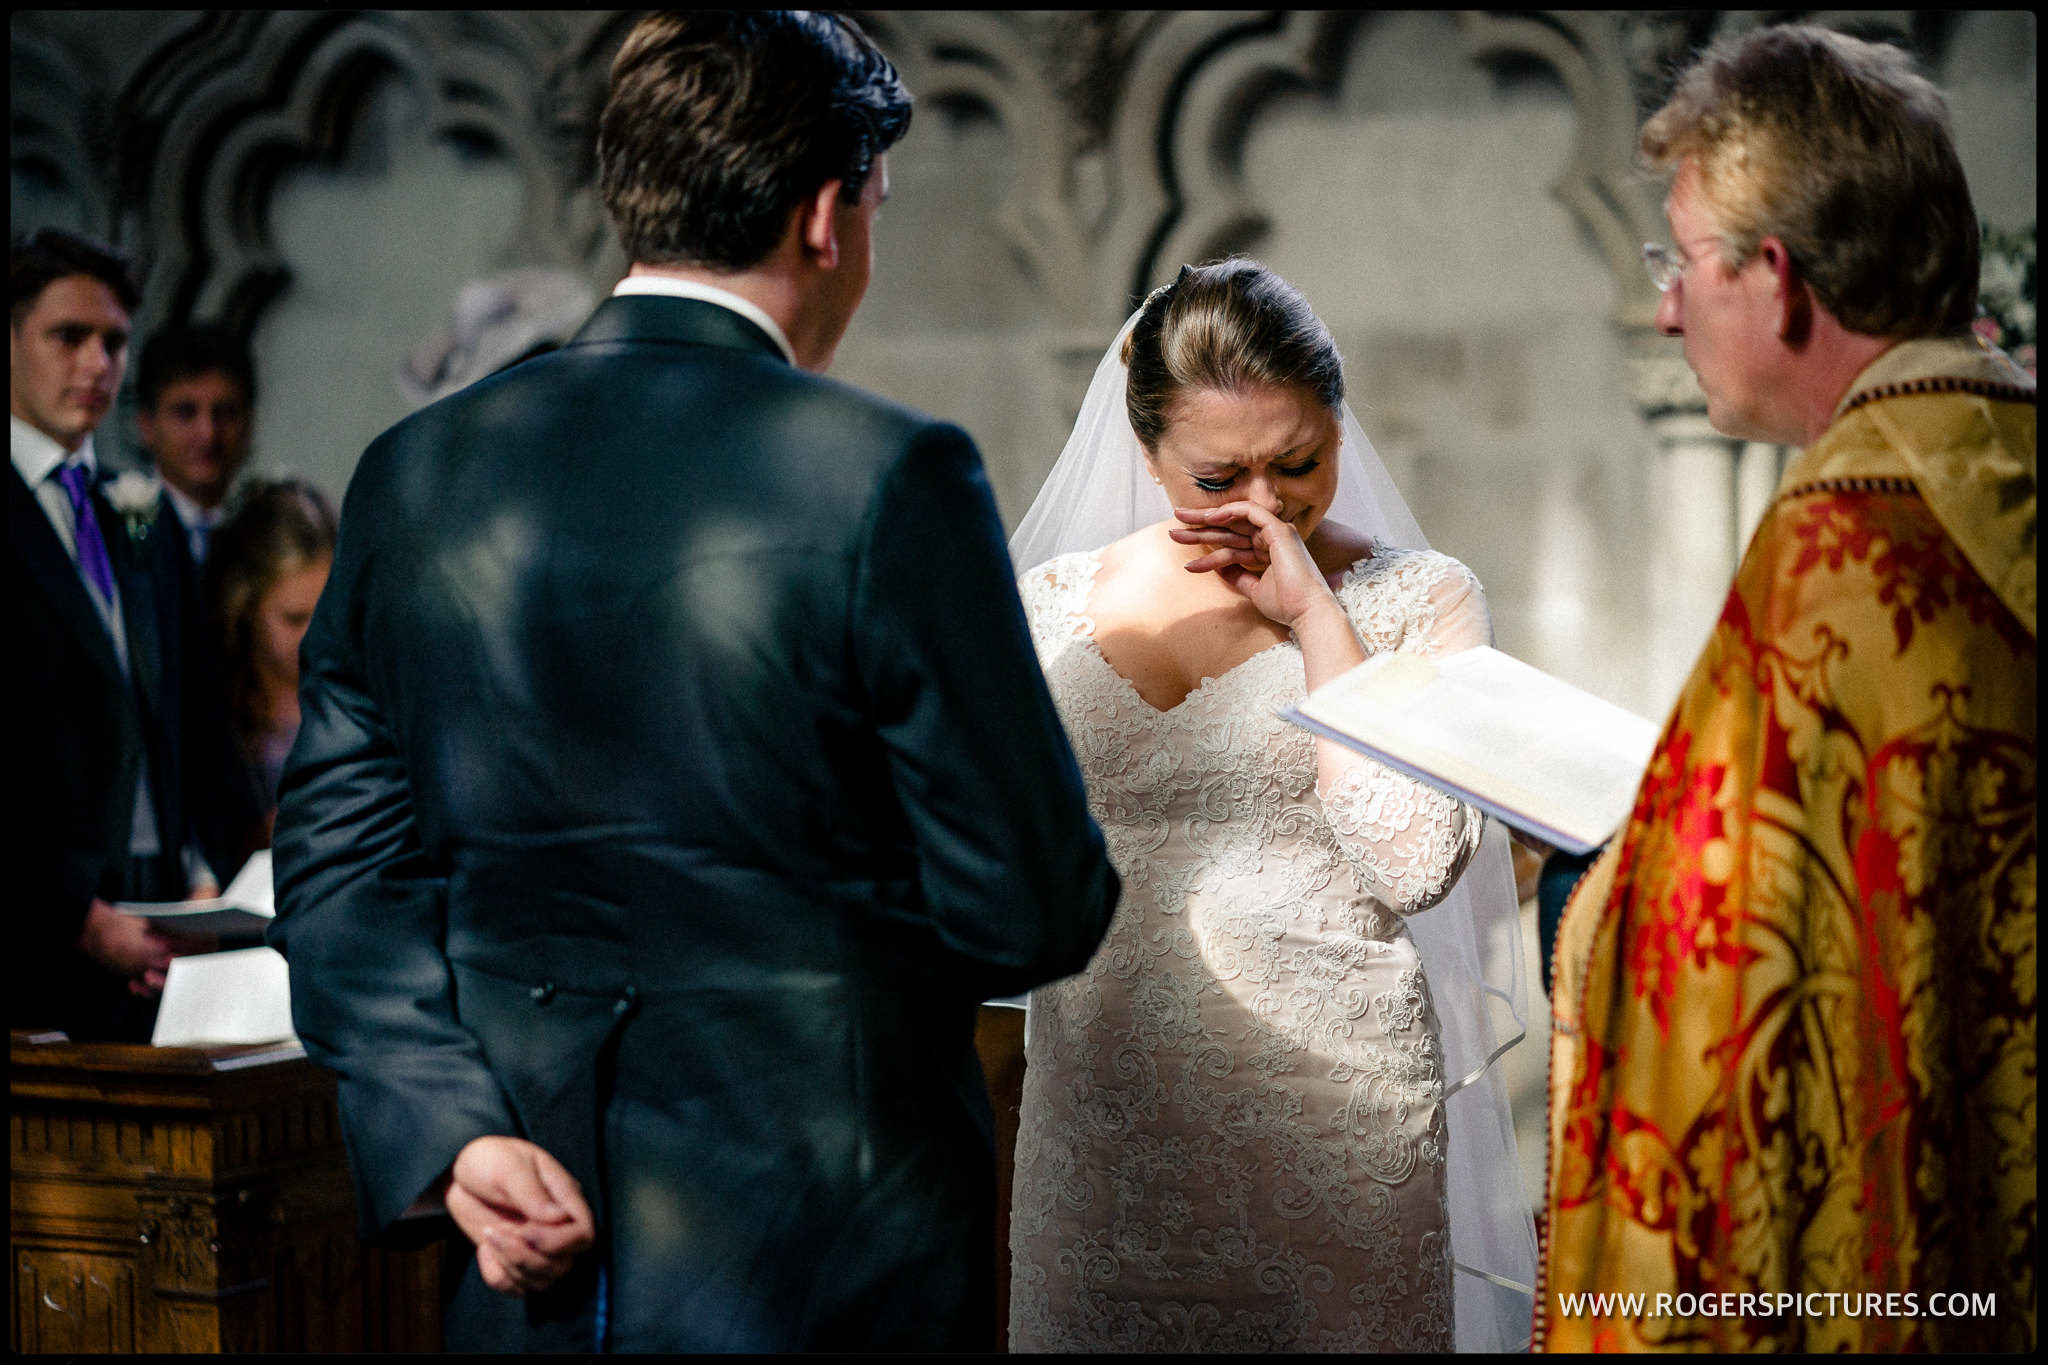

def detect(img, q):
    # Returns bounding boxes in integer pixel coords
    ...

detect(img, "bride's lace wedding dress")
[1008,544,1489,1353]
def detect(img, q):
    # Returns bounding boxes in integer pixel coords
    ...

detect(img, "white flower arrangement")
[102,469,163,551]
[1976,221,2036,376]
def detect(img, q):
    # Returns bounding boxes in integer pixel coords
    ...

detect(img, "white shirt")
[11,416,123,631]
[610,275,798,365]
[13,415,93,565]
[162,480,224,566]
[11,414,162,858]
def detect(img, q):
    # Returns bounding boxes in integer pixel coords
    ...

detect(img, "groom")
[268,12,1117,1353]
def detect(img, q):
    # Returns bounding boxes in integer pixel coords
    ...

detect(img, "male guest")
[8,229,229,1040]
[135,325,266,859]
[136,325,256,567]
[268,12,1117,1353]
[1539,27,2034,1352]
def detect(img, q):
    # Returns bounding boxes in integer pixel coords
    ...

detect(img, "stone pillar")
[1648,412,1742,709]
[1629,341,1743,714]
[1734,440,1784,555]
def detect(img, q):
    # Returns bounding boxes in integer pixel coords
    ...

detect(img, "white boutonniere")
[102,470,164,552]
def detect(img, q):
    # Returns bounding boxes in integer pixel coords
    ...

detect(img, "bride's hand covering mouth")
[1170,500,1343,631]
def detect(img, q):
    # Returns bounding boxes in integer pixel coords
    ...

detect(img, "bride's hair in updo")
[1120,258,1344,449]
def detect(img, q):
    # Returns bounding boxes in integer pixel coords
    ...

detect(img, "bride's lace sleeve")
[1317,554,1489,914]
[1015,552,1090,659]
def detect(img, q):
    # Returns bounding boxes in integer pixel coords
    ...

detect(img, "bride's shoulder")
[1098,522,1173,570]
[1060,523,1177,586]
[1334,546,1487,649]
[1335,545,1482,611]
[1016,547,1103,613]
[1017,546,1096,581]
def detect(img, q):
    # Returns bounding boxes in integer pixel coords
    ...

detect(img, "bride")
[1005,260,1536,1352]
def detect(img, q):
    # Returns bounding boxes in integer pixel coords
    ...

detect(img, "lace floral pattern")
[1009,547,1485,1353]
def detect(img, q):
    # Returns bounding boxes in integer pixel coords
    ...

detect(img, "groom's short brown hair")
[598,11,911,272]
[1641,24,1977,339]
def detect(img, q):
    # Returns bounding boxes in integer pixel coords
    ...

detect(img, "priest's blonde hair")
[1641,24,1979,338]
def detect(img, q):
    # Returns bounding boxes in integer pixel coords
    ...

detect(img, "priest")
[1539,25,2034,1352]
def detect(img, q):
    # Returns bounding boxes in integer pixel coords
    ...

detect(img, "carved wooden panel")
[12,1248,136,1353]
[9,1036,440,1353]
[272,1229,363,1351]
[361,1243,443,1353]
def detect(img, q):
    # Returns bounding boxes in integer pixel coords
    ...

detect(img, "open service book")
[1282,646,1661,856]
[118,848,275,937]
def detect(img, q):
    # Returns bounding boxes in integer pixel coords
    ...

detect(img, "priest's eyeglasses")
[1643,243,1688,293]
[1644,238,1736,292]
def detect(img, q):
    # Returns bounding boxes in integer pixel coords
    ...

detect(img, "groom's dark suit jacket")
[267,295,1118,1352]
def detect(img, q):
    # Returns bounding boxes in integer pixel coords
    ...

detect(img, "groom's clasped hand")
[442,1136,597,1298]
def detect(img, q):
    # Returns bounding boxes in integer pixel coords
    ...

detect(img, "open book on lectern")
[118,849,275,937]
[1281,646,1661,856]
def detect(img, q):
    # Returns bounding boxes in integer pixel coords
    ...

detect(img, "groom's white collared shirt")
[610,276,797,365]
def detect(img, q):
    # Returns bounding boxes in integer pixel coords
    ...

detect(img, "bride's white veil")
[1010,312,1540,1353]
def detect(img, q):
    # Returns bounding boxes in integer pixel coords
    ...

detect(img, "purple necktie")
[54,462,119,605]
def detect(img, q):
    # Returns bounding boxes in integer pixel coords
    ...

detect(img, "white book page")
[1294,647,1659,850]
[217,849,275,916]
[151,945,296,1047]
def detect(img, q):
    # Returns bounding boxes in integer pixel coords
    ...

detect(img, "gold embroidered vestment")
[1540,339,2036,1351]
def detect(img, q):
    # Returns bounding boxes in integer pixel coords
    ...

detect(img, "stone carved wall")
[10,23,118,240]
[9,9,2035,715]
[116,11,627,334]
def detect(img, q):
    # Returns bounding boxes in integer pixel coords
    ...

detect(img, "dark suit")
[147,494,264,850]
[267,296,1119,1352]
[7,464,248,1040]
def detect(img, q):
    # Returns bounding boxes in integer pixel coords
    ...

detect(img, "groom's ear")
[797,179,846,271]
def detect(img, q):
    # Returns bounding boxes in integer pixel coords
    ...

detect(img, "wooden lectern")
[9,1033,441,1353]
[13,1013,1028,1353]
